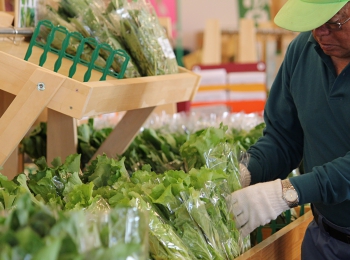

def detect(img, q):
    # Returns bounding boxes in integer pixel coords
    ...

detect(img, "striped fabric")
[191,62,267,114]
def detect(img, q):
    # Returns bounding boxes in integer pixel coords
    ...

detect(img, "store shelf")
[0,40,201,176]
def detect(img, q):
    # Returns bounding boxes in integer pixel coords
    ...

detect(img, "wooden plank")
[0,48,200,119]
[153,103,177,115]
[0,67,66,167]
[0,11,13,26]
[202,19,221,65]
[0,90,19,179]
[46,109,77,165]
[90,106,156,161]
[0,0,5,11]
[82,69,199,117]
[236,211,313,260]
[237,19,258,63]
[13,0,19,27]
[0,51,91,119]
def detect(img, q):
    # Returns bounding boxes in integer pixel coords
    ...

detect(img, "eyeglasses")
[324,16,350,31]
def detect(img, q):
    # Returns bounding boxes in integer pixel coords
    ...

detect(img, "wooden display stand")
[237,211,313,260]
[0,40,201,178]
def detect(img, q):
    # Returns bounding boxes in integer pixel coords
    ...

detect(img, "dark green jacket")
[248,31,350,227]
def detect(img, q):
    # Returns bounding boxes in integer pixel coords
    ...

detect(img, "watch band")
[281,179,299,208]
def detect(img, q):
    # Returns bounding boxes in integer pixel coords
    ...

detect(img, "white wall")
[178,0,239,51]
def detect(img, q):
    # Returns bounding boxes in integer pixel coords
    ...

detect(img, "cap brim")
[274,0,348,32]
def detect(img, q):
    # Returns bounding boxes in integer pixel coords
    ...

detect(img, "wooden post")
[202,19,221,65]
[258,21,278,90]
[0,90,20,179]
[0,0,5,11]
[237,18,258,63]
[46,109,77,165]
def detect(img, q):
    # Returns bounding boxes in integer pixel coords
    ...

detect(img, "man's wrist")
[239,164,251,188]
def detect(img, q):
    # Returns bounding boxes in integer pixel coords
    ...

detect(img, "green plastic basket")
[24,19,130,81]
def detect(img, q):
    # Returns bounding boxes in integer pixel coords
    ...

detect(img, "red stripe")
[192,62,266,73]
[190,100,265,114]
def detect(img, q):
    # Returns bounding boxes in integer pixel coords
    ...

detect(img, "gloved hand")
[226,179,289,238]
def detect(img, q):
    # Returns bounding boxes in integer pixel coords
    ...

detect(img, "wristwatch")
[281,179,299,208]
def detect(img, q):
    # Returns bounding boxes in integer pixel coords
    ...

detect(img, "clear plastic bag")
[106,0,178,76]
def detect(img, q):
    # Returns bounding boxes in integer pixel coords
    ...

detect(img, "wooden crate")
[236,211,313,260]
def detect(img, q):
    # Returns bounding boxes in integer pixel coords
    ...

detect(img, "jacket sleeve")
[247,36,304,184]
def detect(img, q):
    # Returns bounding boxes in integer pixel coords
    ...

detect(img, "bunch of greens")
[84,156,250,259]
[121,127,187,174]
[77,118,113,168]
[58,0,141,78]
[21,119,266,175]
[230,122,265,151]
[37,0,178,77]
[20,0,36,27]
[0,192,148,260]
[105,0,178,76]
[16,121,262,259]
[21,122,47,160]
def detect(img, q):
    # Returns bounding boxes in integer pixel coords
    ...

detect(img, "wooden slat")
[0,11,13,26]
[82,70,199,117]
[0,90,19,179]
[237,19,258,63]
[0,67,66,166]
[90,106,156,161]
[236,211,313,260]
[202,19,221,65]
[0,0,5,11]
[47,109,77,165]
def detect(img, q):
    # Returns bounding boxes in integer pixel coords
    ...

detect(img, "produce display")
[21,112,266,172]
[36,0,179,78]
[10,112,266,259]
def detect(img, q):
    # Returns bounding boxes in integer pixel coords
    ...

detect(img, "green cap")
[274,0,348,32]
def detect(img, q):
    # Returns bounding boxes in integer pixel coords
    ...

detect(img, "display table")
[0,39,201,178]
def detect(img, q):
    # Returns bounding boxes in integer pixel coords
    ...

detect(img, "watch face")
[285,189,298,202]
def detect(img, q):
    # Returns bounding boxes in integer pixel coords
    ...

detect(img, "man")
[226,0,350,258]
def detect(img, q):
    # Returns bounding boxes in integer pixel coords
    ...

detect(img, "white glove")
[226,179,289,238]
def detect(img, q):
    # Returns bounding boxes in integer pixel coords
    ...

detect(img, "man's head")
[274,0,349,32]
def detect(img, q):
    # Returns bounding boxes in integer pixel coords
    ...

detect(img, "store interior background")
[1,0,297,114]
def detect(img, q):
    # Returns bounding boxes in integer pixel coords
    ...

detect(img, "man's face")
[312,3,350,60]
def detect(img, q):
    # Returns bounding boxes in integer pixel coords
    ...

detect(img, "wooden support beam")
[0,67,66,168]
[90,106,156,162]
